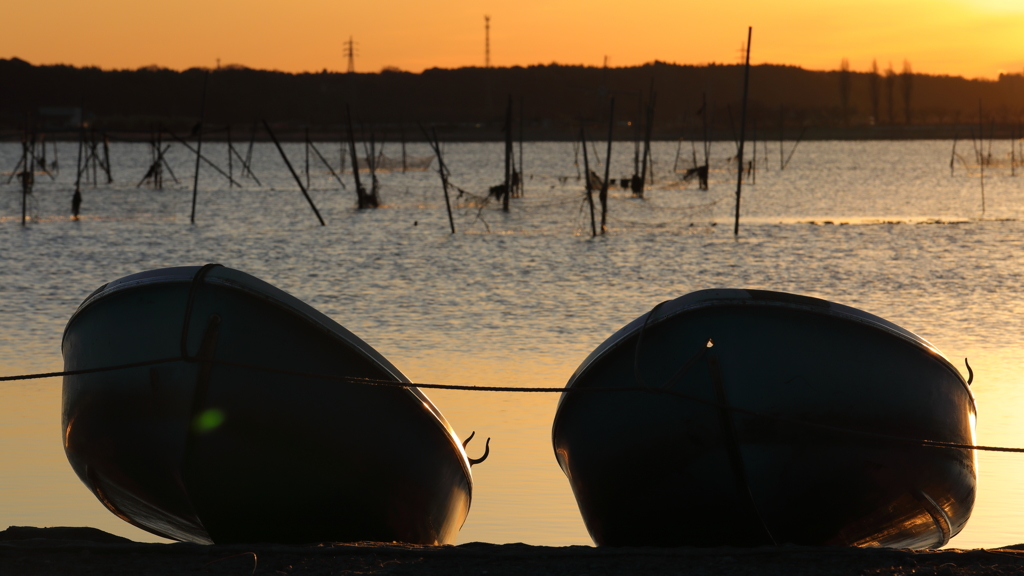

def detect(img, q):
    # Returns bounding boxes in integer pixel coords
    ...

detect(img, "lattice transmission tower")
[484,16,490,68]
[345,36,358,73]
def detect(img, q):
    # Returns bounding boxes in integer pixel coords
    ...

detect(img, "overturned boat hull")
[63,265,472,545]
[552,289,976,548]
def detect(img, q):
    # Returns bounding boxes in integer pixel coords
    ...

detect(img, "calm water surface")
[1,140,1022,548]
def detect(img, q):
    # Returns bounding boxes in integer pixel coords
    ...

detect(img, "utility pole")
[345,37,357,73]
[484,16,490,68]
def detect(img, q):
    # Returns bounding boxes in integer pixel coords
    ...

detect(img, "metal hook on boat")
[465,433,490,466]
[469,438,490,466]
[462,431,475,449]
[965,358,973,385]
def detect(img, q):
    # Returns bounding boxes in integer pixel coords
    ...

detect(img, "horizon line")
[2,56,1014,83]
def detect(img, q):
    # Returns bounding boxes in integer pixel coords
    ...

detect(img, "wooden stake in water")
[33,131,54,181]
[601,97,615,234]
[307,139,347,190]
[340,136,346,174]
[503,96,512,211]
[347,107,364,204]
[166,128,240,186]
[6,140,24,186]
[245,119,257,178]
[346,105,376,208]
[228,132,258,185]
[51,137,59,176]
[734,26,752,237]
[262,119,326,226]
[190,71,209,225]
[20,134,28,226]
[751,119,757,184]
[400,118,408,173]
[422,126,456,234]
[699,93,710,190]
[639,78,655,192]
[101,132,113,183]
[159,132,178,184]
[979,100,985,216]
[779,105,784,170]
[580,124,596,237]
[782,126,806,170]
[950,133,958,177]
[1011,125,1016,178]
[304,126,311,190]
[983,118,990,164]
[365,131,381,200]
[227,124,234,187]
[519,95,525,196]
[73,117,85,214]
[634,90,642,179]
[90,129,98,185]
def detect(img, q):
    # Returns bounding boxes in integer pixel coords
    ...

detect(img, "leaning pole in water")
[262,120,326,226]
[428,128,457,234]
[580,124,596,237]
[734,27,752,237]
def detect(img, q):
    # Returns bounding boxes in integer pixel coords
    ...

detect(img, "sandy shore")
[3,526,1024,575]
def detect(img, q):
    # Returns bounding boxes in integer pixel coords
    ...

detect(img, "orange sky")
[3,0,1022,79]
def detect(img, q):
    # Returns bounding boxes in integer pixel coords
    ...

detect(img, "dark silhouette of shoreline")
[1,525,1022,575]
[2,57,1022,141]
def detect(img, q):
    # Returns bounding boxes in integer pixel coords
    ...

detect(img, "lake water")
[1,139,1023,548]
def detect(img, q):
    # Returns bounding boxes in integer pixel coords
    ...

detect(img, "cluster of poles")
[575,27,754,237]
[4,109,404,227]
[4,27,842,236]
[5,26,754,237]
[11,27,1014,234]
[580,99,614,236]
[136,70,409,225]
[7,123,115,225]
[949,101,1024,217]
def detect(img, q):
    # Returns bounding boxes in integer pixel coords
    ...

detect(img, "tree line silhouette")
[3,57,1023,140]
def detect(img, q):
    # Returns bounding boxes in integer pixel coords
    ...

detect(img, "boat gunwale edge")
[557,290,974,410]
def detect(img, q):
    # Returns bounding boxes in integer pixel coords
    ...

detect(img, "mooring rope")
[9,263,1018,455]
[3,354,1022,454]
[0,357,179,382]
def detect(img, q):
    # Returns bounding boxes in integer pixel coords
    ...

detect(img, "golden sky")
[3,0,1022,79]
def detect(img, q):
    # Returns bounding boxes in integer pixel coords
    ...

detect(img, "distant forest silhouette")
[3,57,1024,140]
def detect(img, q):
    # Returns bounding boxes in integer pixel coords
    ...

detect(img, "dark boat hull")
[552,289,976,548]
[62,266,472,545]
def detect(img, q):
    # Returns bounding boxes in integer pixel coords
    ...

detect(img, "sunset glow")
[2,0,1022,79]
